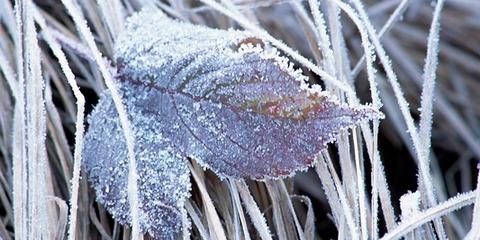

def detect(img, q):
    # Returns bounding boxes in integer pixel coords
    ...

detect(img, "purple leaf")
[83,9,382,239]
[83,94,190,239]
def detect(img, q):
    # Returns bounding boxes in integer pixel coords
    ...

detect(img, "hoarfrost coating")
[83,9,383,239]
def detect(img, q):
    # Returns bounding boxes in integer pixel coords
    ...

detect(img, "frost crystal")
[83,8,383,239]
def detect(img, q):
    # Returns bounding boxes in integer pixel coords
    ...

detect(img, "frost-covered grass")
[0,0,480,239]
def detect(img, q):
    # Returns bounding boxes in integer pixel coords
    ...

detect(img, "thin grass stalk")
[228,179,251,240]
[11,107,24,240]
[418,0,445,181]
[289,2,322,65]
[96,0,125,42]
[382,191,476,240]
[336,133,359,228]
[278,181,306,240]
[351,0,411,79]
[313,153,344,228]
[43,29,93,63]
[326,0,379,109]
[185,201,210,240]
[47,196,68,240]
[43,85,66,237]
[370,120,380,240]
[12,1,28,238]
[384,32,478,235]
[326,1,355,95]
[181,205,190,240]
[188,162,227,240]
[264,181,290,239]
[337,3,402,231]
[416,1,446,238]
[78,0,114,57]
[34,10,87,240]
[294,195,315,240]
[465,168,480,239]
[362,122,397,234]
[14,0,50,238]
[44,98,73,184]
[352,128,368,240]
[320,151,360,239]
[319,5,368,234]
[0,0,16,38]
[0,47,18,99]
[307,0,337,81]
[236,180,273,240]
[42,56,76,119]
[88,206,113,240]
[25,0,49,236]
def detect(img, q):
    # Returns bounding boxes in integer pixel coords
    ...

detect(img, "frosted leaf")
[83,94,190,239]
[83,8,383,239]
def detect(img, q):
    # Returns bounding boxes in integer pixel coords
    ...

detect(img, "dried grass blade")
[188,161,227,240]
[381,191,476,240]
[236,180,273,240]
[185,200,211,240]
[228,179,251,240]
[34,10,87,240]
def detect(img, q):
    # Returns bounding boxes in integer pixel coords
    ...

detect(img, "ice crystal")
[83,9,383,239]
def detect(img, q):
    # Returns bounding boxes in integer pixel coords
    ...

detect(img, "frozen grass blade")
[318,151,360,239]
[369,121,380,239]
[278,181,306,240]
[34,10,86,240]
[228,179,251,240]
[353,128,368,240]
[185,201,210,240]
[12,1,27,238]
[382,191,476,240]
[188,161,227,240]
[236,181,273,240]
[12,0,50,238]
[351,0,411,79]
[295,195,315,240]
[465,168,480,239]
[307,0,337,78]
[0,0,16,38]
[416,1,446,237]
[336,133,359,224]
[48,196,68,240]
[0,46,17,99]
[313,154,343,228]
[265,181,291,239]
[328,0,380,109]
[96,0,124,42]
[417,0,445,182]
